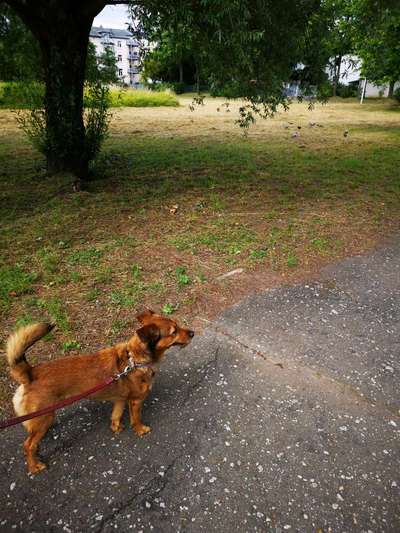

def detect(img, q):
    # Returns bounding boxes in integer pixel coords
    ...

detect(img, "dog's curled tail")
[6,323,54,385]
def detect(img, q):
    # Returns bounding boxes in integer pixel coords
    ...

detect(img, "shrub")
[333,82,358,98]
[172,81,186,94]
[13,81,111,168]
[108,88,179,107]
[0,81,44,108]
[83,83,112,164]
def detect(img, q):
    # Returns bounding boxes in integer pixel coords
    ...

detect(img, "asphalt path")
[1,241,399,532]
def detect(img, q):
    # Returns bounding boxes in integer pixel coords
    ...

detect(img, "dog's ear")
[136,309,155,324]
[136,324,160,344]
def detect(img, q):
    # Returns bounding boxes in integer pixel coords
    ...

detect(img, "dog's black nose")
[188,330,195,338]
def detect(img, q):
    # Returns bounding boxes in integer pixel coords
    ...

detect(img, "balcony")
[128,67,140,74]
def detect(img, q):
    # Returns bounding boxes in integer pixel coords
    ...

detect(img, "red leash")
[0,358,151,430]
[0,376,115,430]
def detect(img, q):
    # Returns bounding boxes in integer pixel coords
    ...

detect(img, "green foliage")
[0,12,116,87]
[0,83,178,110]
[141,30,197,88]
[318,0,355,94]
[162,303,176,314]
[131,0,330,119]
[335,82,359,98]
[175,266,191,286]
[13,79,111,172]
[0,5,41,81]
[286,253,299,268]
[61,340,81,352]
[108,89,178,107]
[84,82,112,164]
[249,249,268,261]
[86,42,119,85]
[0,81,44,108]
[351,0,400,88]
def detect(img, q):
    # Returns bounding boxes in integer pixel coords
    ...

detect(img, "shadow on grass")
[1,133,399,230]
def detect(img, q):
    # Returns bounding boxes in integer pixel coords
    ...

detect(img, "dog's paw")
[134,424,151,436]
[111,422,125,434]
[29,461,47,475]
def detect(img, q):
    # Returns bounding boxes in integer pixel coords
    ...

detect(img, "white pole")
[360,78,367,104]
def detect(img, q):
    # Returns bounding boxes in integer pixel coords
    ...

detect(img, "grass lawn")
[0,96,399,414]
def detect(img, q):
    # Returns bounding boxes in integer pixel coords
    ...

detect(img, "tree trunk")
[195,64,200,94]
[332,55,342,97]
[40,25,91,178]
[5,0,107,183]
[178,62,184,84]
[388,80,395,98]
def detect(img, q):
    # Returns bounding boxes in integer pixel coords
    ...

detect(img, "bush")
[83,83,112,163]
[172,81,186,94]
[108,88,179,107]
[15,81,111,166]
[338,84,358,98]
[333,82,359,98]
[209,82,242,98]
[0,81,44,108]
[393,87,400,103]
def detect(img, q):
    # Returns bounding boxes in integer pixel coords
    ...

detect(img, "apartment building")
[89,26,142,87]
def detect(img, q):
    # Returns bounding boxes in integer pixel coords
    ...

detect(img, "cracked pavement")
[1,241,399,532]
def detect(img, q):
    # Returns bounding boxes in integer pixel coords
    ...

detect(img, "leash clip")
[114,357,136,381]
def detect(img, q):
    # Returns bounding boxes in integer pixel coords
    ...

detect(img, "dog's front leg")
[110,400,126,433]
[129,399,151,436]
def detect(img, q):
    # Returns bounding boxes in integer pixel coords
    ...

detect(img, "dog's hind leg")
[23,414,54,474]
[129,399,151,436]
[110,400,126,433]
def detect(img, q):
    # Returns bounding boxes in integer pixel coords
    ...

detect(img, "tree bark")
[332,55,342,97]
[388,80,395,98]
[40,24,91,178]
[178,62,184,84]
[5,0,107,181]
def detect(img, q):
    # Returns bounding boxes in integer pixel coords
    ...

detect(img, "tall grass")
[0,82,179,109]
[109,89,179,107]
[0,81,44,109]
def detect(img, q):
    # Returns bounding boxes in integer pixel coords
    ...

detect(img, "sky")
[93,5,131,29]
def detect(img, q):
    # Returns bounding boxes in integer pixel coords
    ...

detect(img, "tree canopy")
[350,0,400,94]
[0,5,118,85]
[0,3,41,80]
[130,0,329,119]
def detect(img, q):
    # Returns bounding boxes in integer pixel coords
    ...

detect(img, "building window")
[118,55,122,62]
[118,69,123,76]
[117,41,121,47]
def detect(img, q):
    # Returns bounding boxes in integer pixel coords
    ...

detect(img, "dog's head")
[129,309,194,361]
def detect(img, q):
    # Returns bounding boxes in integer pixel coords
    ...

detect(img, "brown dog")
[6,309,194,474]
